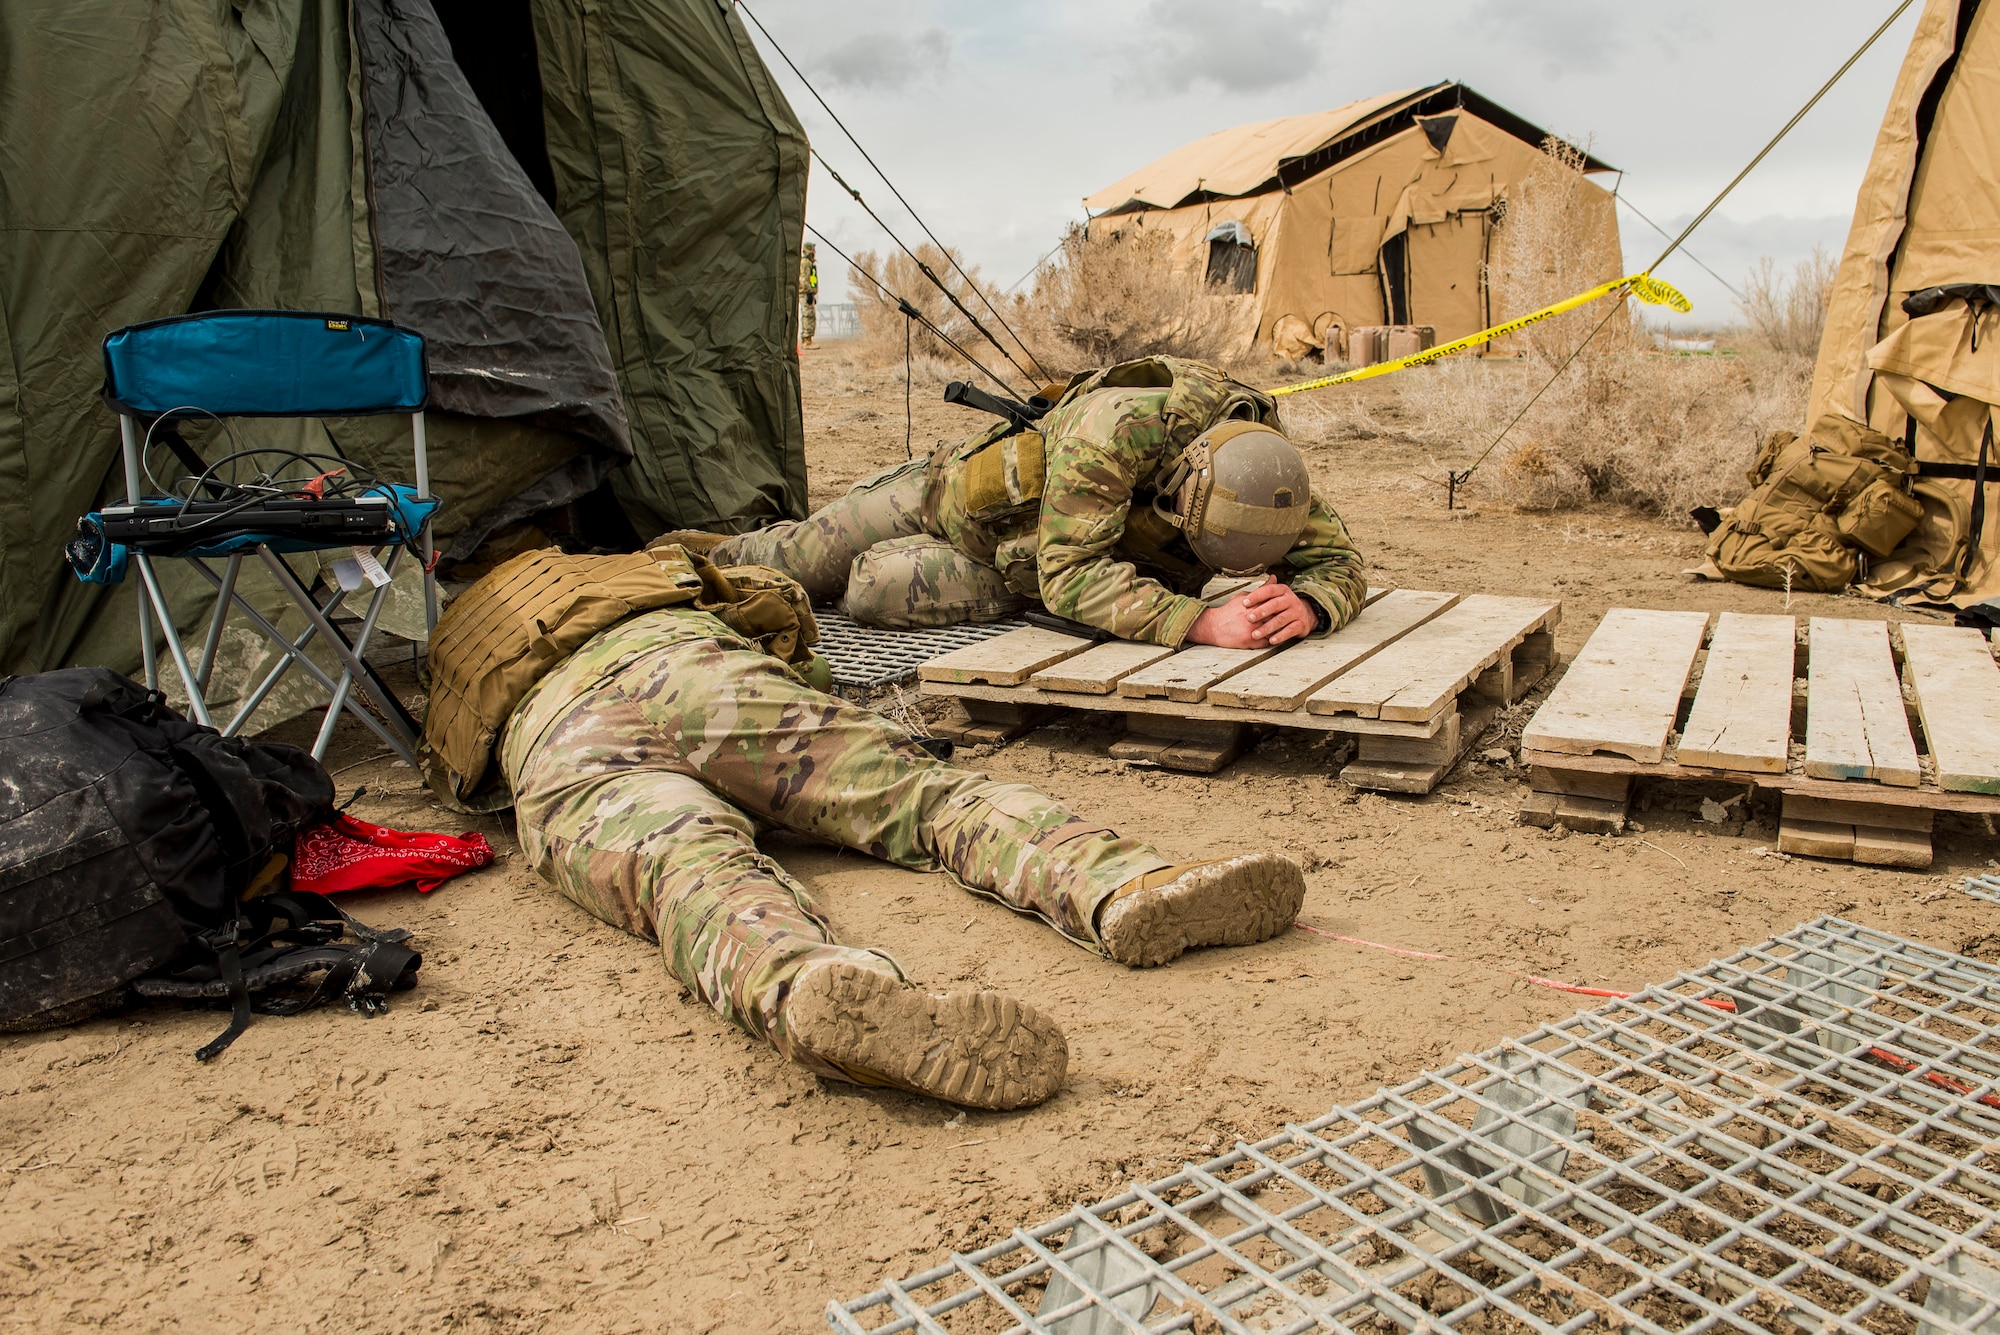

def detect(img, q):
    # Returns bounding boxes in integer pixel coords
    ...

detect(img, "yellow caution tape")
[1268,271,1692,396]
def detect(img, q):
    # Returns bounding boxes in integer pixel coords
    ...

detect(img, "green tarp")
[0,0,808,680]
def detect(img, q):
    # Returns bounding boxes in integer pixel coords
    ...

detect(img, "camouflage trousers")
[712,460,1031,628]
[499,608,1169,1073]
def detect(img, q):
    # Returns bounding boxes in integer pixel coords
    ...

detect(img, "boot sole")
[786,963,1068,1110]
[1100,852,1307,967]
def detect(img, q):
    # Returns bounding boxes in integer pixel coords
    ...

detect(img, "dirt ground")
[6,348,1999,1334]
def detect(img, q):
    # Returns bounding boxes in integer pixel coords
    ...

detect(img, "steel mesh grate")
[1965,876,2000,907]
[814,611,1031,701]
[827,917,2000,1335]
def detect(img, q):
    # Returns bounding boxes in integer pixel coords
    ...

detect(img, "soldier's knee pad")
[842,536,1028,629]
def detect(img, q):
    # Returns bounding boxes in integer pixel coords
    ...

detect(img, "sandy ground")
[6,348,1999,1334]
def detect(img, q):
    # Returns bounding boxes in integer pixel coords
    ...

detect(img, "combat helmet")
[1154,420,1311,574]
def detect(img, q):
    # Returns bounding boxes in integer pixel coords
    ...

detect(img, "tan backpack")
[1705,419,1921,592]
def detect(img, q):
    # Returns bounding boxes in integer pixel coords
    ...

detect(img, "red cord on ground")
[1295,923,1738,1013]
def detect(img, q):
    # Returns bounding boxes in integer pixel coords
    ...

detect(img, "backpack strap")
[136,890,419,1058]
[192,922,250,1062]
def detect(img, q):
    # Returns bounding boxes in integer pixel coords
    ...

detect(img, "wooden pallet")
[918,589,1561,789]
[1517,610,2000,865]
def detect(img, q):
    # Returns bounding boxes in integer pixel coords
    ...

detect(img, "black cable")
[904,317,914,460]
[141,407,241,498]
[812,148,1041,387]
[143,433,426,567]
[808,222,1027,399]
[736,0,1052,383]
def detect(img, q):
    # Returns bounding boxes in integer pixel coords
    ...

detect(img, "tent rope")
[1444,0,1920,505]
[812,149,1042,388]
[807,223,1027,401]
[1614,194,1743,302]
[737,1,1053,384]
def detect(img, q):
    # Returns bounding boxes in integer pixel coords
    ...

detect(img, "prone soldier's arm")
[1280,498,1368,635]
[1035,433,1207,647]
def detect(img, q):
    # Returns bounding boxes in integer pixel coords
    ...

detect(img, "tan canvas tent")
[1083,83,1622,358]
[1807,0,2000,608]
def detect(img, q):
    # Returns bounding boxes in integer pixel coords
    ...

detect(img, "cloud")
[1463,0,1636,71]
[814,27,953,90]
[1121,0,1334,94]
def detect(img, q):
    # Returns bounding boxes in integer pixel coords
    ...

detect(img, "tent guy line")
[1646,0,1921,277]
[736,0,1053,384]
[809,147,1043,389]
[1428,0,1920,506]
[805,222,1030,402]
[1613,193,1745,303]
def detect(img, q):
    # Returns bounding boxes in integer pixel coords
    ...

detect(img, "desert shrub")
[1012,223,1232,370]
[1738,246,1837,358]
[1368,141,1808,522]
[1397,351,1809,516]
[1271,382,1391,448]
[1486,139,1631,361]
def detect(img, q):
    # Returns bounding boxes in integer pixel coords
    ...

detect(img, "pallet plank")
[1207,590,1460,712]
[1117,645,1276,703]
[924,678,1448,736]
[1853,825,1932,868]
[1514,747,2000,814]
[1519,608,1708,763]
[1783,792,1933,833]
[1029,641,1174,695]
[1901,622,2000,794]
[1306,594,1560,721]
[918,626,1092,686]
[1676,612,1796,773]
[1805,618,1920,787]
[1779,818,1856,860]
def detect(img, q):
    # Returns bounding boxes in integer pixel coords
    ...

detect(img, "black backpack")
[0,668,420,1058]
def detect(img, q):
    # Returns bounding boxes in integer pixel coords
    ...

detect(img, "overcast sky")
[738,0,1920,328]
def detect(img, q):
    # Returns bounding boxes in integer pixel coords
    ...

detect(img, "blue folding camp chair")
[80,310,440,766]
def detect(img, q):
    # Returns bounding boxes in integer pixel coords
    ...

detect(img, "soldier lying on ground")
[423,545,1307,1111]
[680,356,1368,649]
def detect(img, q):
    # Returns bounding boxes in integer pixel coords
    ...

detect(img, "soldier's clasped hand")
[1187,577,1316,648]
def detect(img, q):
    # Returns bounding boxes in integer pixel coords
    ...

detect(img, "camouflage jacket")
[929,358,1367,646]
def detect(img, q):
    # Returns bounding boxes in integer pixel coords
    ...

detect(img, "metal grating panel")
[1966,876,2000,907]
[828,917,2000,1335]
[814,612,1031,701]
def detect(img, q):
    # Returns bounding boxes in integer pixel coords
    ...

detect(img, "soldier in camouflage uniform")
[494,602,1306,1110]
[710,356,1367,647]
[800,242,818,348]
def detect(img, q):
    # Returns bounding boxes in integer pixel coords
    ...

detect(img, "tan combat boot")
[1096,852,1306,968]
[784,962,1068,1110]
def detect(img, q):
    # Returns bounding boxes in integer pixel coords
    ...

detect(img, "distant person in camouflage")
[799,242,818,348]
[700,356,1367,648]
[440,553,1307,1110]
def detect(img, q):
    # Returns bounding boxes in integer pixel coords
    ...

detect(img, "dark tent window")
[1205,220,1257,294]
[1380,231,1410,324]
[1418,113,1459,154]
[431,0,559,208]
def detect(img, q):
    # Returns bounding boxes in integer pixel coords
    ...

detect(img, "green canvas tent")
[0,0,809,689]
